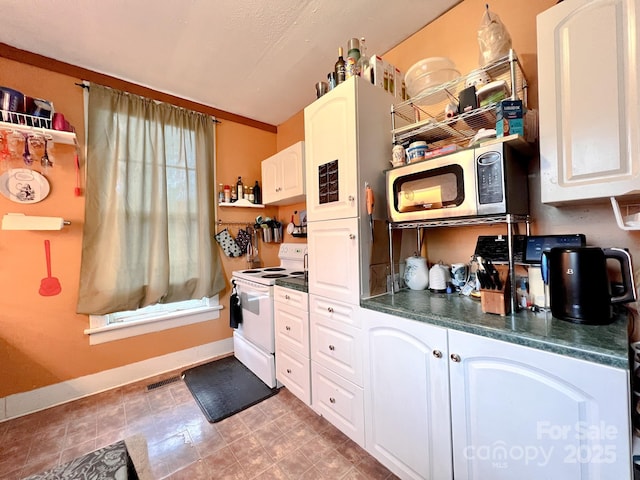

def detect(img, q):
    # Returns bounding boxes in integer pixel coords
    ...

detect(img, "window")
[78,84,225,342]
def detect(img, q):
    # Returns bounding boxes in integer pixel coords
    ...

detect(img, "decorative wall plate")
[0,168,50,203]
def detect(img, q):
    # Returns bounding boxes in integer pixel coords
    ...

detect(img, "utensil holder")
[480,265,510,315]
[273,225,283,243]
[262,227,272,243]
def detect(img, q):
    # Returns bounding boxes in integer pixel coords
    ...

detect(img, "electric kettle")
[544,247,636,324]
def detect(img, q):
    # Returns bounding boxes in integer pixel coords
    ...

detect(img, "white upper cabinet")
[261,140,305,205]
[304,76,393,222]
[537,0,640,204]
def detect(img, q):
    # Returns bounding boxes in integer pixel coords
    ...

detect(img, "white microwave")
[386,142,529,223]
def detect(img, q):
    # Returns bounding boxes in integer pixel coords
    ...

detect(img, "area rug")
[182,356,279,423]
[23,439,138,480]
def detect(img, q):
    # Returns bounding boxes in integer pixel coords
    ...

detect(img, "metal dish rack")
[391,49,528,149]
[0,110,77,145]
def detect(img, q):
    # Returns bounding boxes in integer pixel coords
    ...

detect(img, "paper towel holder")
[1,213,71,231]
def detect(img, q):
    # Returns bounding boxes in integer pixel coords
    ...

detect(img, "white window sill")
[85,302,223,345]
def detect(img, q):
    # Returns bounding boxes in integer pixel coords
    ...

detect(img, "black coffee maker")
[543,247,636,324]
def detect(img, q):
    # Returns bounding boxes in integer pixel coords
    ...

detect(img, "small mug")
[451,262,468,287]
[391,145,406,167]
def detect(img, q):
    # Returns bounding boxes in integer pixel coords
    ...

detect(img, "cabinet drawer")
[276,348,311,406]
[274,286,308,311]
[311,361,364,448]
[275,302,309,357]
[310,314,363,386]
[309,294,360,328]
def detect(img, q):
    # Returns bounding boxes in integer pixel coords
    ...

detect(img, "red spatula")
[39,239,62,296]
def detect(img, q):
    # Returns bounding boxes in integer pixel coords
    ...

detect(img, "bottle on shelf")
[346,38,360,79]
[224,184,231,203]
[218,183,224,203]
[230,184,237,203]
[253,180,261,204]
[335,47,346,85]
[357,37,370,81]
[236,176,244,201]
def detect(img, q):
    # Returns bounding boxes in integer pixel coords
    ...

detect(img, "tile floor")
[0,364,398,479]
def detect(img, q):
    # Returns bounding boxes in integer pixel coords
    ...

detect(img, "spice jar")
[223,185,231,203]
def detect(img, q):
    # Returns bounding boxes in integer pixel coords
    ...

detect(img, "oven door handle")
[232,277,272,294]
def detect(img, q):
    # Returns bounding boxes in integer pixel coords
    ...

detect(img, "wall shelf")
[219,199,265,209]
[0,119,77,146]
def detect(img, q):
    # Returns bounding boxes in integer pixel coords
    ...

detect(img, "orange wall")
[0,57,278,397]
[382,0,640,269]
[6,0,637,400]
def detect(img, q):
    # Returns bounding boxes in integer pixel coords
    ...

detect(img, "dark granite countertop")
[360,289,631,369]
[275,276,309,293]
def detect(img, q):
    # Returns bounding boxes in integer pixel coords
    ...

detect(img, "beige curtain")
[77,84,225,315]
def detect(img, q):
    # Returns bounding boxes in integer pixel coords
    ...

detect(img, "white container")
[404,255,429,290]
[407,141,427,163]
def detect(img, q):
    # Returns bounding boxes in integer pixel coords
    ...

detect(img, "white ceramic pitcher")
[404,255,429,290]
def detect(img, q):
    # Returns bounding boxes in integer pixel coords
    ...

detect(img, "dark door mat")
[182,356,279,423]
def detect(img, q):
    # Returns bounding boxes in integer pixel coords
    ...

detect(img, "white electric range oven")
[231,243,307,388]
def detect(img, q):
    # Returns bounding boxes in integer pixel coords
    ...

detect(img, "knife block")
[480,265,511,315]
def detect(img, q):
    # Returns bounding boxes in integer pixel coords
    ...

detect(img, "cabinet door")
[275,301,309,357]
[448,330,631,480]
[537,0,640,203]
[364,309,453,480]
[261,155,280,205]
[311,361,365,448]
[307,218,360,304]
[279,143,305,202]
[261,141,305,205]
[276,347,311,406]
[310,312,363,386]
[274,286,308,312]
[304,78,359,222]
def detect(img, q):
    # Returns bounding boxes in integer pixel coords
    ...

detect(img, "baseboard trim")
[0,338,233,422]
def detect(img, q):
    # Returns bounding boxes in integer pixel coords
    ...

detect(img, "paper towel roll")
[2,213,65,230]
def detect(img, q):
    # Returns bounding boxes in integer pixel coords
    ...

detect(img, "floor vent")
[147,375,181,391]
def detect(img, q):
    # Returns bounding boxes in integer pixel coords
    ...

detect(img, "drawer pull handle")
[329,397,336,404]
[327,307,334,313]
[286,368,292,374]
[285,294,290,300]
[432,350,442,359]
[348,195,355,202]
[285,325,291,331]
[450,353,461,363]
[349,233,356,240]
[329,344,335,351]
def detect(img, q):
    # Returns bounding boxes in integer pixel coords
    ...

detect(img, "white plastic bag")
[477,4,512,66]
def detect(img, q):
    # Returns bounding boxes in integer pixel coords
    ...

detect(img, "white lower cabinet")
[363,309,452,480]
[311,361,365,447]
[363,309,632,480]
[448,329,631,480]
[274,286,311,405]
[310,294,365,447]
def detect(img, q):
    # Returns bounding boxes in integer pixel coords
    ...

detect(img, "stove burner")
[289,271,305,276]
[242,270,261,274]
[264,267,285,272]
[262,273,289,279]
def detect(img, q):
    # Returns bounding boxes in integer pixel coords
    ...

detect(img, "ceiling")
[0,0,460,126]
